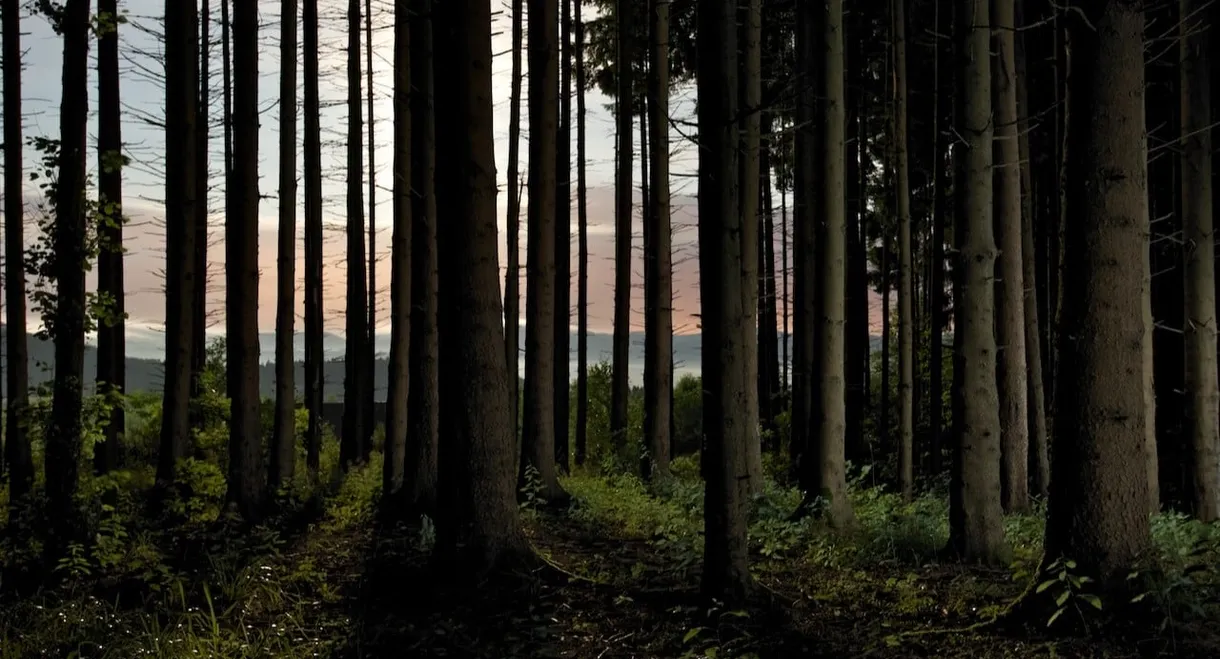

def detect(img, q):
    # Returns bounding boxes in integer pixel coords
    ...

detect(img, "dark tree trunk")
[555,0,573,473]
[226,0,264,518]
[574,0,590,467]
[342,0,369,468]
[303,0,325,475]
[758,113,780,444]
[610,0,634,462]
[190,0,210,431]
[365,0,378,461]
[644,0,672,482]
[928,0,949,477]
[505,0,523,448]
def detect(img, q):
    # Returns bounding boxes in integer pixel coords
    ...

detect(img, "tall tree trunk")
[574,0,590,467]
[781,182,789,392]
[405,0,438,510]
[521,0,567,502]
[1015,0,1049,498]
[801,0,854,527]
[227,0,264,517]
[992,0,1030,514]
[892,0,915,502]
[95,0,125,474]
[303,0,325,475]
[789,0,815,485]
[364,0,378,458]
[433,0,533,572]
[1180,0,1219,521]
[928,0,949,478]
[698,0,753,602]
[157,0,199,489]
[2,0,31,504]
[880,236,890,456]
[948,0,1007,563]
[46,0,93,555]
[843,14,867,467]
[1045,0,1153,590]
[190,0,210,431]
[644,0,672,482]
[505,0,523,444]
[610,0,634,462]
[739,0,763,494]
[271,0,299,490]
[384,0,411,500]
[555,0,573,473]
[759,113,780,444]
[342,0,369,467]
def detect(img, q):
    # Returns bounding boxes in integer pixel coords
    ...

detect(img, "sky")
[2,0,881,339]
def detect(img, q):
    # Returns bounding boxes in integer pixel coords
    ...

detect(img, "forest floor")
[1,457,1218,658]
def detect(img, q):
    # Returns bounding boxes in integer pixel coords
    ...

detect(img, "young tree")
[643,0,672,482]
[993,0,1030,514]
[405,0,439,511]
[574,0,590,467]
[609,0,634,462]
[226,0,264,517]
[157,0,200,489]
[433,0,533,573]
[303,0,325,475]
[384,0,411,499]
[892,0,914,502]
[45,0,92,554]
[2,0,32,503]
[94,0,126,474]
[698,0,753,602]
[948,0,1007,563]
[271,0,300,490]
[1045,0,1154,590]
[1179,0,1219,522]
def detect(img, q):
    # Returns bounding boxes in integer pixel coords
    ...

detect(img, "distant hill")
[0,325,884,401]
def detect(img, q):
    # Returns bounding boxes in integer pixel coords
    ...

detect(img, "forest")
[0,0,1218,656]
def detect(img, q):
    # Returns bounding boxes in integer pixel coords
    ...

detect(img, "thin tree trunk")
[433,0,533,573]
[505,0,523,444]
[789,0,815,485]
[610,0,634,462]
[739,0,763,494]
[928,0,948,477]
[521,0,567,502]
[46,0,93,555]
[892,0,914,502]
[271,0,299,490]
[2,0,32,504]
[384,0,411,499]
[95,0,125,474]
[1180,0,1219,521]
[698,0,753,602]
[190,0,210,431]
[948,0,1007,563]
[1045,0,1154,590]
[157,0,199,489]
[342,0,369,467]
[405,0,438,511]
[574,0,590,467]
[364,0,378,458]
[758,113,780,443]
[644,0,672,482]
[303,0,324,475]
[555,0,573,473]
[781,177,788,391]
[226,0,264,518]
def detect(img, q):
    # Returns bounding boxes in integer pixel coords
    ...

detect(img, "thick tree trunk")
[341,0,369,467]
[2,0,32,504]
[698,0,753,602]
[303,0,325,475]
[521,0,567,502]
[892,0,914,502]
[95,0,125,474]
[271,0,299,490]
[1045,0,1154,590]
[948,0,1008,563]
[405,0,438,511]
[1180,0,1219,521]
[157,0,199,488]
[992,0,1030,514]
[574,0,590,467]
[610,0,634,462]
[433,0,533,572]
[384,0,412,499]
[226,0,264,518]
[643,0,672,482]
[46,0,93,554]
[555,0,573,473]
[505,0,523,443]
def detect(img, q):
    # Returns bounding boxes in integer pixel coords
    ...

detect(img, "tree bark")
[434,0,533,572]
[643,0,672,482]
[271,0,299,491]
[1045,0,1154,589]
[739,0,763,494]
[948,0,1008,564]
[95,0,125,474]
[521,0,568,502]
[505,0,523,444]
[555,0,573,473]
[893,0,915,502]
[406,0,438,511]
[610,0,634,462]
[342,0,369,467]
[226,0,264,518]
[698,0,753,602]
[574,0,590,467]
[303,0,325,475]
[1179,0,1219,521]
